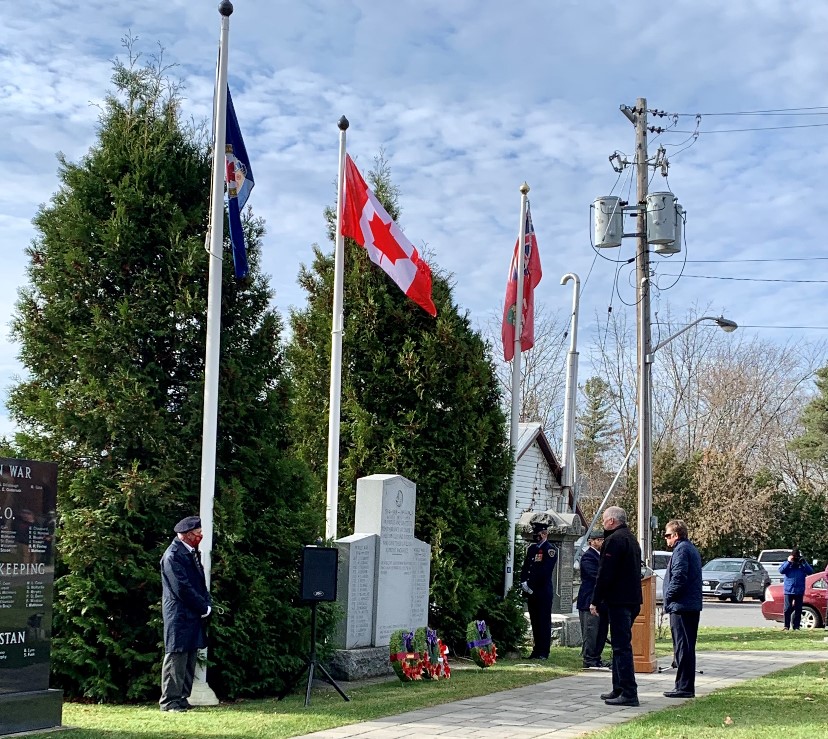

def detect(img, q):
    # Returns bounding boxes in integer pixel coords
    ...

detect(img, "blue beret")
[174,516,201,534]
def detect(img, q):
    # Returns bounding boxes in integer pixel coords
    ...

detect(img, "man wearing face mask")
[159,516,212,712]
[520,521,558,659]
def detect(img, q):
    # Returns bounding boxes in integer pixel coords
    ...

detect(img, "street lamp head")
[715,316,738,333]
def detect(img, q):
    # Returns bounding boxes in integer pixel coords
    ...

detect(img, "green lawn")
[55,628,828,739]
[61,653,584,739]
[591,661,828,738]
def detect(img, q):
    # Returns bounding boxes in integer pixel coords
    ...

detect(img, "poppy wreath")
[389,628,426,682]
[466,619,497,668]
[419,626,451,680]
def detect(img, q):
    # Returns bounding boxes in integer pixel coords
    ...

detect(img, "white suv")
[653,550,672,602]
[757,549,792,590]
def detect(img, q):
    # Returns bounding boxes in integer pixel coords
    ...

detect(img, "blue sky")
[2,0,828,436]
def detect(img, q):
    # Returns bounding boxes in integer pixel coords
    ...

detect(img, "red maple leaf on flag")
[368,215,409,265]
[341,154,436,317]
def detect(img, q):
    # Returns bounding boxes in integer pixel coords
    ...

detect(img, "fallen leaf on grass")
[723,716,734,726]
[804,696,815,701]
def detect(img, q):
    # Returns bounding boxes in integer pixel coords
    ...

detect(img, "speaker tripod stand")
[277,601,350,707]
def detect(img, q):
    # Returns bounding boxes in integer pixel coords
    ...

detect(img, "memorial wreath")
[389,628,426,682]
[419,626,451,680]
[466,619,497,668]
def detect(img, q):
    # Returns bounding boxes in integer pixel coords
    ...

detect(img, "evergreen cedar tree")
[6,54,318,701]
[287,154,527,652]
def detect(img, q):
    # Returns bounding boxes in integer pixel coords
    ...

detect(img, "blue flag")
[225,88,254,278]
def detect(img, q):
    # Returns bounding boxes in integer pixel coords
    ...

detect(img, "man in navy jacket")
[159,516,212,712]
[779,548,813,630]
[578,530,609,668]
[662,519,702,698]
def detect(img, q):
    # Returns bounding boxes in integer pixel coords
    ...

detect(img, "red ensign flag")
[341,155,437,317]
[501,205,542,361]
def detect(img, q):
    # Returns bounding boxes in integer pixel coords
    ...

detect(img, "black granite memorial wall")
[0,457,62,735]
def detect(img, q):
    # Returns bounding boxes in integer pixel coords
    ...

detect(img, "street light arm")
[649,316,738,358]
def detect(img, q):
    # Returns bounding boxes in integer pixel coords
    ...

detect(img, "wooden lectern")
[633,575,658,673]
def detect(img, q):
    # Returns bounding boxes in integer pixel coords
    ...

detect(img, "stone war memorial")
[330,474,430,680]
[0,457,62,735]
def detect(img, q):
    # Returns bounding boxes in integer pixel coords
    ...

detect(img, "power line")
[666,122,828,134]
[660,107,828,117]
[685,257,828,263]
[739,324,828,330]
[660,273,828,284]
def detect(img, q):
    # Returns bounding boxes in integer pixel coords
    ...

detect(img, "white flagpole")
[504,182,530,595]
[559,273,580,496]
[192,0,233,706]
[324,116,349,541]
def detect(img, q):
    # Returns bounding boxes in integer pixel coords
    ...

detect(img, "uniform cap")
[174,516,202,534]
[587,529,605,540]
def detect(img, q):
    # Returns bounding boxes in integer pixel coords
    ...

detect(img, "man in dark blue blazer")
[578,530,610,668]
[159,516,212,712]
[519,521,558,659]
[662,519,702,698]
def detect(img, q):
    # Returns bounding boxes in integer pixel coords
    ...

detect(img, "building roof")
[516,421,586,527]
[516,422,563,478]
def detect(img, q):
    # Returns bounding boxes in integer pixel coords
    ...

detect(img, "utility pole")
[621,97,653,567]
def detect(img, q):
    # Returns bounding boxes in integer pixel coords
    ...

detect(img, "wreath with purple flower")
[466,619,497,668]
[389,629,426,682]
[420,626,451,680]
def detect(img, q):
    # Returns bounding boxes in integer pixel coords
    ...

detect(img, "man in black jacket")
[590,506,643,707]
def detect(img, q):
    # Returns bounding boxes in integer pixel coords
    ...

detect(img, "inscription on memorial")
[0,459,57,696]
[349,475,431,647]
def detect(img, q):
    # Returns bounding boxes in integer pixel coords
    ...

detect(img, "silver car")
[701,557,770,603]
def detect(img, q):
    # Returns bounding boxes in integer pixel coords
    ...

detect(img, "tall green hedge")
[7,51,317,701]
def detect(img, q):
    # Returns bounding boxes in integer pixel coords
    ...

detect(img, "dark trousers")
[608,604,640,699]
[783,593,805,629]
[580,608,609,665]
[528,588,553,658]
[159,650,198,711]
[669,610,700,693]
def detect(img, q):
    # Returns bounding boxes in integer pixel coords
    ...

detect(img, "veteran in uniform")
[519,521,558,659]
[159,515,212,712]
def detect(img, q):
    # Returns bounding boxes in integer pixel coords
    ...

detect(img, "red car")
[761,571,827,629]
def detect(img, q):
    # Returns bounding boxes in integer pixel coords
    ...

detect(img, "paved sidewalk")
[294,650,827,739]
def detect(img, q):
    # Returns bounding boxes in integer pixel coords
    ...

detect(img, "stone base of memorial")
[551,613,582,647]
[0,689,63,735]
[327,646,394,681]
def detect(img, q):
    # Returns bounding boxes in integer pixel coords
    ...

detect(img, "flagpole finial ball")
[218,0,233,16]
[338,116,350,131]
[520,182,530,195]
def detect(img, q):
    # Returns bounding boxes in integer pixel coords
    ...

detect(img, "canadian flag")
[341,155,437,317]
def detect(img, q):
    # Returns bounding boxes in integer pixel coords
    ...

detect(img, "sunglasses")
[663,532,677,539]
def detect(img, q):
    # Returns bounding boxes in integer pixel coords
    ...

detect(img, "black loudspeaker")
[300,546,338,602]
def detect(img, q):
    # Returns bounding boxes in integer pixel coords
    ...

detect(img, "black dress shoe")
[604,695,640,707]
[663,690,694,698]
[600,690,621,700]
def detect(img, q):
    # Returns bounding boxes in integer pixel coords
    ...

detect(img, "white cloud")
[2,0,828,439]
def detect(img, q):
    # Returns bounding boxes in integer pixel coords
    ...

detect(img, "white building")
[514,422,577,516]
